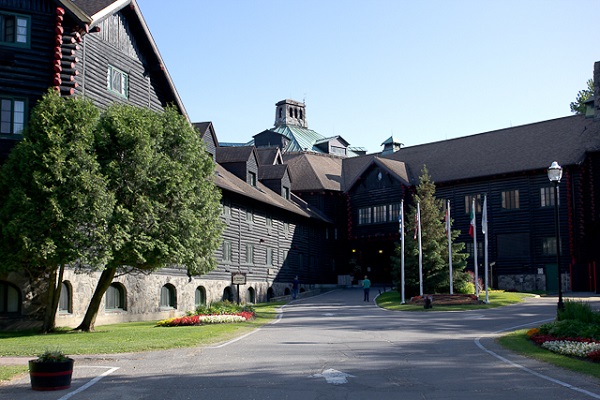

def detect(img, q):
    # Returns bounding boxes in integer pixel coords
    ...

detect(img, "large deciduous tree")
[75,104,223,332]
[391,166,469,296]
[0,91,113,333]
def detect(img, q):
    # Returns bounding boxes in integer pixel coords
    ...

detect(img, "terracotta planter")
[28,358,74,391]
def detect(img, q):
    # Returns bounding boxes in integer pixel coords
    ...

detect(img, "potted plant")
[29,349,74,391]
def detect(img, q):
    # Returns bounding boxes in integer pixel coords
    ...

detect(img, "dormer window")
[249,171,257,187]
[283,186,290,200]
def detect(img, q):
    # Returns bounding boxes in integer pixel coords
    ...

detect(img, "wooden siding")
[437,171,572,278]
[74,20,164,112]
[209,191,336,285]
[0,0,56,158]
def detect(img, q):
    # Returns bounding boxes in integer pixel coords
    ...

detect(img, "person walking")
[292,276,299,299]
[362,275,371,302]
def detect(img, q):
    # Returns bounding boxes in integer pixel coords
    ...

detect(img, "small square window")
[502,190,519,209]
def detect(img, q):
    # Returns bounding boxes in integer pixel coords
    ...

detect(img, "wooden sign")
[231,272,247,285]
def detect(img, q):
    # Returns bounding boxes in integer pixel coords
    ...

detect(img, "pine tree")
[391,166,469,296]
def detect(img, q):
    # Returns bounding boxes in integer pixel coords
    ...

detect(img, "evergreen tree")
[391,166,469,296]
[570,79,594,115]
[0,91,113,333]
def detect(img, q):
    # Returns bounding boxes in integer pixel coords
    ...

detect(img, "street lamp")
[547,161,564,312]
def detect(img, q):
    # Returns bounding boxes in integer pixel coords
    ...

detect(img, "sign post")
[231,272,247,305]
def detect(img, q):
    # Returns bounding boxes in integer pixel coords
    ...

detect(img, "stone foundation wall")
[497,272,570,293]
[2,268,305,330]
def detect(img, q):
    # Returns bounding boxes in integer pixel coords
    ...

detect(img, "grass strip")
[498,329,600,380]
[0,302,282,382]
[376,290,534,311]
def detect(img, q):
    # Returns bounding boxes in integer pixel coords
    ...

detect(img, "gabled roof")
[342,156,410,192]
[315,135,350,147]
[58,0,188,120]
[256,147,283,165]
[194,122,217,144]
[213,164,329,222]
[382,115,600,184]
[216,146,257,164]
[283,152,343,192]
[259,164,289,181]
[272,125,325,153]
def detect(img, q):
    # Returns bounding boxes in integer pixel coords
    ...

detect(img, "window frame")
[0,96,26,136]
[58,281,72,314]
[501,190,520,210]
[0,12,30,48]
[465,194,482,214]
[160,284,177,309]
[222,240,232,262]
[541,186,559,207]
[0,281,20,313]
[105,283,126,311]
[107,64,129,98]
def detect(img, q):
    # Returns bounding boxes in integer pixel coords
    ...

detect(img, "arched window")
[284,287,291,296]
[278,107,282,119]
[247,287,256,304]
[222,286,234,302]
[106,283,126,311]
[289,108,293,117]
[195,286,206,306]
[299,110,303,119]
[294,108,298,118]
[0,281,20,314]
[160,284,177,309]
[267,287,274,302]
[58,281,72,314]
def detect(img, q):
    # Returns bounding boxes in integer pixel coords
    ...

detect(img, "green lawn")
[498,329,600,380]
[0,302,282,383]
[376,290,535,311]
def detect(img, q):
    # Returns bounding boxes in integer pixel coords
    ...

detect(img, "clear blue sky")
[138,0,596,153]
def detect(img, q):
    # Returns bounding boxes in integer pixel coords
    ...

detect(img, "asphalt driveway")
[2,289,600,399]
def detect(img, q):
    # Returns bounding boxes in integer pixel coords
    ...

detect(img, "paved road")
[2,289,600,399]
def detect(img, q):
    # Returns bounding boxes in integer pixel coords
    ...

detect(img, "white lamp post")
[547,161,564,313]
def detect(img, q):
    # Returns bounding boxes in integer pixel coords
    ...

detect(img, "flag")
[469,201,475,238]
[482,195,488,235]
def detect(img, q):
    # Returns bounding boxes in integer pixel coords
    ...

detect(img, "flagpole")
[472,198,479,298]
[483,195,489,304]
[418,202,423,296]
[400,200,405,304]
[447,200,453,294]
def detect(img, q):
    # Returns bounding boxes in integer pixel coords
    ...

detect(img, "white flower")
[541,340,600,358]
[198,315,246,324]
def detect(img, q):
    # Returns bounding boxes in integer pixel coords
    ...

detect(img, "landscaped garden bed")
[526,300,600,363]
[410,293,481,306]
[156,301,255,327]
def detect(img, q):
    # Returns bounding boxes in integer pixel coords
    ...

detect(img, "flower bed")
[157,311,255,327]
[527,328,600,363]
[410,294,480,306]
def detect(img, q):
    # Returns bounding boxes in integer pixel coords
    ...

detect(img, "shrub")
[558,300,597,323]
[455,281,475,295]
[193,301,255,316]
